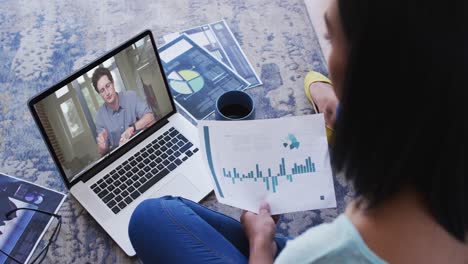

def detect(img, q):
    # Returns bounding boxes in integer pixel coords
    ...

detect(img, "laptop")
[28,30,213,256]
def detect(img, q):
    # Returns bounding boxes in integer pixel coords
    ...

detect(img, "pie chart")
[168,69,205,95]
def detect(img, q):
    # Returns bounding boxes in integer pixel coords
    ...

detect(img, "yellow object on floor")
[304,71,334,142]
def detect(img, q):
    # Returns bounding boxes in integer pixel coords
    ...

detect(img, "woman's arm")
[241,202,278,264]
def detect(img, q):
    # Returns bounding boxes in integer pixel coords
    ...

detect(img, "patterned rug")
[0,0,352,262]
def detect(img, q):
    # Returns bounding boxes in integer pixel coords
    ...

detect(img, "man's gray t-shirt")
[95,91,152,153]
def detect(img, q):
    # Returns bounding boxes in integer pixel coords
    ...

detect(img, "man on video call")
[92,67,155,156]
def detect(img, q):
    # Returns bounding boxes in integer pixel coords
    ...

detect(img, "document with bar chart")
[198,114,337,214]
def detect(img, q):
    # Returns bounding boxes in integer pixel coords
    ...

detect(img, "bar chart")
[199,115,337,214]
[222,157,317,193]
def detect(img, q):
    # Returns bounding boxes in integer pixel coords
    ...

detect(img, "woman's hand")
[241,202,278,264]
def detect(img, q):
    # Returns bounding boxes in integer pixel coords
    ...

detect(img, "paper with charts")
[0,172,66,264]
[158,34,250,121]
[161,20,262,88]
[198,114,337,214]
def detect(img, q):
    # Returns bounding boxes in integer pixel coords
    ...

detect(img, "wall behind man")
[40,87,100,178]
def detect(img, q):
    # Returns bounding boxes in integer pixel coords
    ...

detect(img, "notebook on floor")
[28,30,213,256]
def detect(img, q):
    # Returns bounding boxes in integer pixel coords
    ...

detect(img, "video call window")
[35,36,173,182]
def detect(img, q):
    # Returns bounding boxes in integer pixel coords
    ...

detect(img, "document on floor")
[161,20,262,88]
[0,173,66,264]
[198,114,337,214]
[158,34,250,121]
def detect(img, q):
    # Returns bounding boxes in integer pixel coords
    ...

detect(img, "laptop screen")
[31,33,174,183]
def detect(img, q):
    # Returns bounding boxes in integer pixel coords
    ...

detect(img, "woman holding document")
[128,0,468,263]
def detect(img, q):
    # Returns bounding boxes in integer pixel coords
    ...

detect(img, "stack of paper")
[158,21,262,121]
[0,173,65,263]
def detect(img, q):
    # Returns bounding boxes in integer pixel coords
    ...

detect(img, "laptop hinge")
[80,118,170,183]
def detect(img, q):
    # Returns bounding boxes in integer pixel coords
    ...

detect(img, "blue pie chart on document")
[168,69,205,95]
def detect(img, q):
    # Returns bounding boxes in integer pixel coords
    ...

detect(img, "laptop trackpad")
[152,174,200,199]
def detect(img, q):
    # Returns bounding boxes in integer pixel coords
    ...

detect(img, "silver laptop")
[28,30,213,256]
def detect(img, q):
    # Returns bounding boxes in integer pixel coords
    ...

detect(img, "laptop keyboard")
[90,127,199,214]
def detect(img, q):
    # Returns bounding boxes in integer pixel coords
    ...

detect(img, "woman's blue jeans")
[128,196,288,263]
